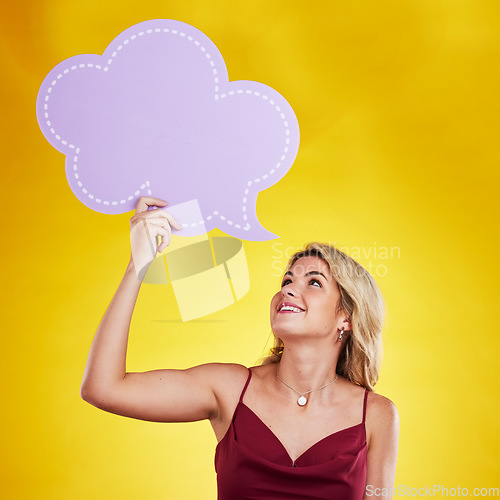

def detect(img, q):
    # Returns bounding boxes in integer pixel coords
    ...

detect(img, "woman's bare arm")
[80,196,241,423]
[363,394,399,499]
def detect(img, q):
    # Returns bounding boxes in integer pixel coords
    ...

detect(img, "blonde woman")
[81,196,399,499]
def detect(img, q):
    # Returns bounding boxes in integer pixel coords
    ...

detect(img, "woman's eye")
[310,279,322,287]
[281,279,292,287]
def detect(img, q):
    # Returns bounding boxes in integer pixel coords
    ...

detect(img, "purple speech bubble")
[36,19,300,240]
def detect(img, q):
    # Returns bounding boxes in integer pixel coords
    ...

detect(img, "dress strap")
[362,390,369,423]
[238,368,253,403]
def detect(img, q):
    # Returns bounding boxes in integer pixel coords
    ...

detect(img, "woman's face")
[270,255,346,340]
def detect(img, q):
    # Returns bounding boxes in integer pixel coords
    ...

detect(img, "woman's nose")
[282,285,296,297]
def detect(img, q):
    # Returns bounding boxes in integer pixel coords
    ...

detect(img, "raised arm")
[80,196,239,423]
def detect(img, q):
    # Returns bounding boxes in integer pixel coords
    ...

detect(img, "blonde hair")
[262,242,384,391]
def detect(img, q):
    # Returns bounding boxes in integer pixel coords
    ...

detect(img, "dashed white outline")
[42,23,294,231]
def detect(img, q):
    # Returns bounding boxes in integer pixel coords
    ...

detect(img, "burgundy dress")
[215,368,368,500]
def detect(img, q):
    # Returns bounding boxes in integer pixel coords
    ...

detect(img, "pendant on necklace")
[297,396,307,406]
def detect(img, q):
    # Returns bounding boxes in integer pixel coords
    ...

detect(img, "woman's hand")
[129,196,181,280]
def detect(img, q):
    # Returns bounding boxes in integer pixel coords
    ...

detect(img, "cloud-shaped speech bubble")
[36,19,299,241]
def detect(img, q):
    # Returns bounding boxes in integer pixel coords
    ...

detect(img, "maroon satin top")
[215,368,368,499]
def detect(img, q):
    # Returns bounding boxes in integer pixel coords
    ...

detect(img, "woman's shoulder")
[339,377,398,415]
[335,378,398,430]
[366,391,398,420]
[203,362,249,373]
[365,390,399,445]
[199,362,249,381]
[198,362,250,394]
[202,363,253,437]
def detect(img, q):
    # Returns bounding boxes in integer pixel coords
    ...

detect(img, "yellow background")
[2,0,499,498]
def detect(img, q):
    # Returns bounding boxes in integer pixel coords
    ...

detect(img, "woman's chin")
[272,326,308,340]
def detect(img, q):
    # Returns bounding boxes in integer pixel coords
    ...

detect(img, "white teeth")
[280,306,303,313]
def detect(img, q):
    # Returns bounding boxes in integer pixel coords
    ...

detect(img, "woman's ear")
[343,317,352,332]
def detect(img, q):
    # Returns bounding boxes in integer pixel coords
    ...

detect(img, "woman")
[81,197,399,499]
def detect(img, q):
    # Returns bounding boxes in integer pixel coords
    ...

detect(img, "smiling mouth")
[278,303,305,313]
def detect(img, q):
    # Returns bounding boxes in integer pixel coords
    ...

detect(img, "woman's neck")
[276,342,340,394]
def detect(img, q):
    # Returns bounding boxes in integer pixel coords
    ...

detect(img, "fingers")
[131,211,181,231]
[152,224,172,254]
[161,211,182,231]
[157,233,171,253]
[134,196,168,214]
[142,216,173,245]
[129,197,181,277]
